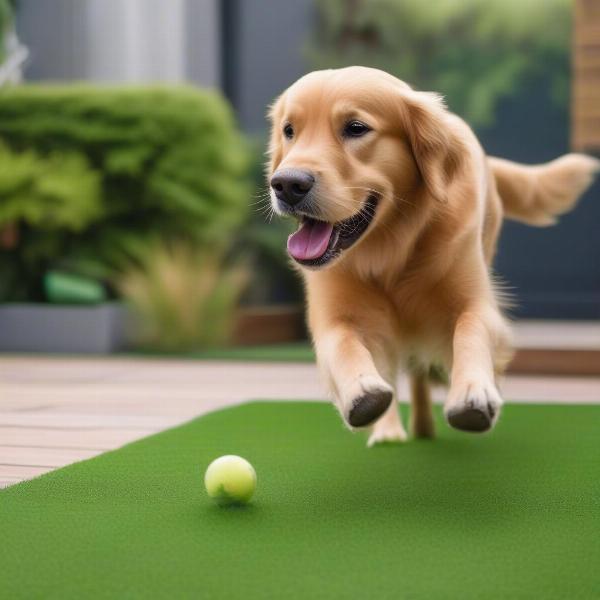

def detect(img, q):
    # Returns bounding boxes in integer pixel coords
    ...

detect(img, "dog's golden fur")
[267,67,599,444]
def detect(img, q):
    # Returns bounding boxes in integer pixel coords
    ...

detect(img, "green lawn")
[2,402,599,599]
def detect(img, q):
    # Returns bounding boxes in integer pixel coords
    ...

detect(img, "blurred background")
[0,0,598,356]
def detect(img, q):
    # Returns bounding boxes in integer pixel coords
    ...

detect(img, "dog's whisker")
[251,190,271,198]
[249,199,272,209]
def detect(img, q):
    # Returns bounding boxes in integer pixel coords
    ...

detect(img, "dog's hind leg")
[410,371,435,439]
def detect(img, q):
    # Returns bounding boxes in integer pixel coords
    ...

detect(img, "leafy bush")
[308,0,570,127]
[0,85,250,301]
[0,142,101,230]
[0,142,102,300]
[118,241,248,351]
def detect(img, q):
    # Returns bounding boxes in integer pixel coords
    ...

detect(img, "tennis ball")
[204,455,257,505]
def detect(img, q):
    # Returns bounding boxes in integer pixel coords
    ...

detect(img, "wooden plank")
[572,131,600,142]
[572,133,600,151]
[573,118,600,131]
[576,0,600,150]
[0,385,311,409]
[572,0,600,151]
[0,358,143,382]
[572,126,600,142]
[573,55,600,69]
[572,139,600,152]
[574,28,600,45]
[0,446,101,467]
[509,349,600,377]
[572,67,600,79]
[572,94,600,108]
[575,0,600,16]
[0,412,177,429]
[572,83,600,96]
[0,465,52,480]
[573,95,600,108]
[572,73,600,87]
[572,109,600,121]
[0,427,150,449]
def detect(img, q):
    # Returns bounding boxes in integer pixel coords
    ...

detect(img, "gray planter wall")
[0,304,130,353]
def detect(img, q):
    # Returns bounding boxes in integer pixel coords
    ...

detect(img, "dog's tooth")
[331,228,340,247]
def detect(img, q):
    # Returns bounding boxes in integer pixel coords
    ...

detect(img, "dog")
[267,66,599,446]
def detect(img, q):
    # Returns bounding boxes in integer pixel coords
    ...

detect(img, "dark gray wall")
[479,79,600,319]
[230,0,312,133]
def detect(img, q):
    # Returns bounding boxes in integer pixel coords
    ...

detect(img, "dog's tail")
[489,153,600,226]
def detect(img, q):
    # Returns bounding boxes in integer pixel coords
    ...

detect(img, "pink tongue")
[287,220,334,261]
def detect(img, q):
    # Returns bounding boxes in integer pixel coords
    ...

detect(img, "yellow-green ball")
[204,455,257,505]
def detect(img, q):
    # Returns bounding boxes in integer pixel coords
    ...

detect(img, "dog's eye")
[283,123,294,139]
[343,120,371,138]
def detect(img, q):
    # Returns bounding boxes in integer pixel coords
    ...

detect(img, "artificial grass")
[1,402,599,599]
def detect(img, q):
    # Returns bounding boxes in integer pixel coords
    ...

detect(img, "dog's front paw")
[345,375,393,428]
[445,379,502,433]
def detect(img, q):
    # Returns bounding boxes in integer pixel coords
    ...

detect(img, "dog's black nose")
[270,169,315,207]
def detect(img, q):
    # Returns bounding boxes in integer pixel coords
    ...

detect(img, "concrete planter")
[0,303,130,354]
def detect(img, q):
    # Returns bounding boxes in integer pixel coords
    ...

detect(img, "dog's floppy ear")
[399,90,464,203]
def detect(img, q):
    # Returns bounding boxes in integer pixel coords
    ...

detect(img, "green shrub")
[308,0,570,127]
[0,142,101,230]
[0,142,102,300]
[0,0,12,63]
[0,85,250,301]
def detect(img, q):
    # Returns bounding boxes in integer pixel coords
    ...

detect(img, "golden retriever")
[267,66,599,446]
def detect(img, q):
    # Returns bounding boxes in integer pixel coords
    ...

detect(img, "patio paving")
[1,355,599,489]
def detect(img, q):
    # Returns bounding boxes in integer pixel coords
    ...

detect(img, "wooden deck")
[1,321,599,489]
[510,320,600,376]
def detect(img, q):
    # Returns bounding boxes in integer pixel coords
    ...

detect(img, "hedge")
[0,0,12,63]
[0,85,250,301]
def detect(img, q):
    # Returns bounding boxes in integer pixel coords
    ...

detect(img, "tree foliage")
[308,0,571,127]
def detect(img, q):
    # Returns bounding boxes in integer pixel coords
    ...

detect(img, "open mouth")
[286,195,379,268]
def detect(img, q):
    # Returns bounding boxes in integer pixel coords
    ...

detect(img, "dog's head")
[267,66,463,269]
